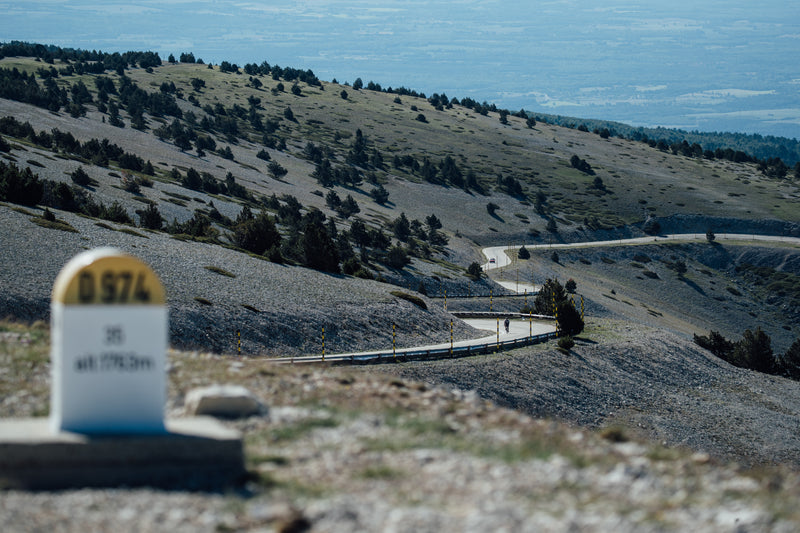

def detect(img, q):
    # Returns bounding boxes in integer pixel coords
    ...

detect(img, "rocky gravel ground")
[369,318,800,469]
[3,328,800,532]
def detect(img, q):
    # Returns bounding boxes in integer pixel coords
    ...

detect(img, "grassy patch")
[390,291,428,310]
[358,465,404,480]
[367,411,585,465]
[11,206,37,216]
[0,319,50,416]
[31,216,78,233]
[205,265,236,278]
[266,416,340,443]
[117,227,147,238]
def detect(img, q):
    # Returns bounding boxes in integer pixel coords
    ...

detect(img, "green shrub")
[70,166,91,187]
[643,218,661,235]
[533,278,567,315]
[779,339,800,380]
[137,202,163,230]
[467,262,482,281]
[732,328,774,374]
[556,301,584,336]
[386,245,410,270]
[342,257,362,276]
[557,335,575,351]
[0,161,43,206]
[599,426,628,443]
[100,201,132,224]
[695,328,779,376]
[565,279,577,293]
[233,212,281,255]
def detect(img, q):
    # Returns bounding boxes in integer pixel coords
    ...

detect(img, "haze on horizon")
[2,0,799,139]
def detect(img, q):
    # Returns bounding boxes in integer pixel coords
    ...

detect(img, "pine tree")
[302,220,340,273]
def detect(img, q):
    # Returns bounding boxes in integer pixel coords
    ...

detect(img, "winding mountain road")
[282,318,557,364]
[282,232,799,364]
[482,233,800,273]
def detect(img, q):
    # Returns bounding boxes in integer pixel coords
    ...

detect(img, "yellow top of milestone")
[52,248,165,305]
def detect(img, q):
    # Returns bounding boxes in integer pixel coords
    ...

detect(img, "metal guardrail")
[277,329,558,365]
[451,311,555,320]
[427,292,535,299]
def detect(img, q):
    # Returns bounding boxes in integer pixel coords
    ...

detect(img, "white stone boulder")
[184,385,263,418]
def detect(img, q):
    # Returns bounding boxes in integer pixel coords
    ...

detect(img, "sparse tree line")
[0,118,450,278]
[0,41,162,75]
[0,116,153,173]
[694,329,800,381]
[537,114,800,171]
[4,41,800,176]
[0,63,181,122]
[0,42,665,205]
[0,159,137,226]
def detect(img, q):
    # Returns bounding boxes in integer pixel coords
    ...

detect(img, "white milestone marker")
[50,248,167,434]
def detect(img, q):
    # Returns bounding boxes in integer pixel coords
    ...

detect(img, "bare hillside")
[2,50,800,487]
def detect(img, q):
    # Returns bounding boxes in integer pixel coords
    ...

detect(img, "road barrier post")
[554,297,560,337]
[496,318,499,352]
[450,319,453,356]
[490,289,493,312]
[237,329,241,357]
[580,296,585,320]
[444,289,447,311]
[322,326,325,362]
[392,324,397,361]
